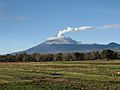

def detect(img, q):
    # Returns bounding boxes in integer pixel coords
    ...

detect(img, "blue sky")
[0,0,120,54]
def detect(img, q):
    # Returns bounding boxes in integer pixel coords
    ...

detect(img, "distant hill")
[15,36,120,54]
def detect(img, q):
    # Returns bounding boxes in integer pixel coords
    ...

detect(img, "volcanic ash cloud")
[47,24,120,40]
[57,24,120,38]
[57,26,95,37]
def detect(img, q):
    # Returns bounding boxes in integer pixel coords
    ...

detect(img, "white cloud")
[109,24,120,28]
[57,24,120,37]
[0,12,31,21]
[7,16,31,20]
[0,3,31,21]
[57,26,95,37]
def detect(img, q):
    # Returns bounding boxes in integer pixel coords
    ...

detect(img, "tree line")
[0,49,120,62]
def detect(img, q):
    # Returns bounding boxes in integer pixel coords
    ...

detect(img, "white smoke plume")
[57,26,95,37]
[57,24,120,37]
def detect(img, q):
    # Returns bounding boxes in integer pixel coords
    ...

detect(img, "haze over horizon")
[0,0,120,54]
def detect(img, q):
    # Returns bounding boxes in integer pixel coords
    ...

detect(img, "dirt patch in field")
[20,76,67,83]
[41,77,66,82]
[0,62,45,65]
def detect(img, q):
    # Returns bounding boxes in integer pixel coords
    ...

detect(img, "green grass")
[0,60,120,90]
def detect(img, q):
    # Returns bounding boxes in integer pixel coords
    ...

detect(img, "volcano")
[44,36,80,45]
[16,36,120,54]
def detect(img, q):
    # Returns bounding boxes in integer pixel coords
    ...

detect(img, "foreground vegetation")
[0,60,120,90]
[0,49,120,62]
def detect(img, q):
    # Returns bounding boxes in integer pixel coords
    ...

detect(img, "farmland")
[0,60,120,90]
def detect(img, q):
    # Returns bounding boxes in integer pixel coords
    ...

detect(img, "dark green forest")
[0,49,120,62]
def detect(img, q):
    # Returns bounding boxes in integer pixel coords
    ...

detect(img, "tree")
[32,53,41,62]
[56,53,63,61]
[65,53,75,61]
[101,49,117,60]
[74,52,84,60]
[44,54,54,61]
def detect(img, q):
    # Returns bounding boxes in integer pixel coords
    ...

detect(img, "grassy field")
[0,60,120,90]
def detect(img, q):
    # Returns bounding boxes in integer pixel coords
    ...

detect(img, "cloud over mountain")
[55,24,120,38]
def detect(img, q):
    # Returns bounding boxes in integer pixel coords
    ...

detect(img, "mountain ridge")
[15,36,120,54]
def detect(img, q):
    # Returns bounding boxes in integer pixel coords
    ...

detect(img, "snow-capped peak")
[44,36,79,45]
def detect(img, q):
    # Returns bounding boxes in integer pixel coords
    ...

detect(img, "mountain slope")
[21,37,120,54]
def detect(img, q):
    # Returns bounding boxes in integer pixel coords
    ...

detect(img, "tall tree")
[74,52,84,60]
[101,49,117,60]
[56,53,63,61]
